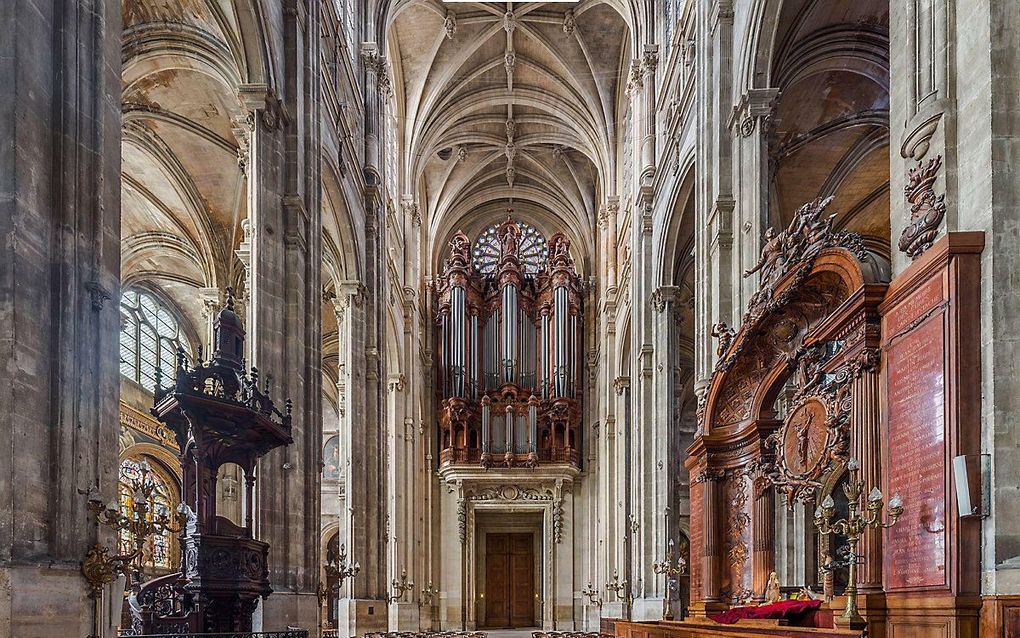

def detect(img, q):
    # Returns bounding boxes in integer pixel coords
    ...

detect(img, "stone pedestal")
[603,602,628,620]
[388,601,420,631]
[262,592,321,633]
[336,598,388,637]
[0,0,121,635]
[631,596,666,621]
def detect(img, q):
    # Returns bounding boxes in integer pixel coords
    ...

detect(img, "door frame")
[472,510,545,629]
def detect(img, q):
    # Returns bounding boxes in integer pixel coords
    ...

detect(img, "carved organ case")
[434,215,584,469]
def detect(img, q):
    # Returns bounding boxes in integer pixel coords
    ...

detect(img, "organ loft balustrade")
[434,213,584,470]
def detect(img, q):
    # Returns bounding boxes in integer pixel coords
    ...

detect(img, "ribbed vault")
[385,1,632,274]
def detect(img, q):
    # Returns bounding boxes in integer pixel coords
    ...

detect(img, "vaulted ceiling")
[767,0,891,257]
[120,0,255,325]
[385,1,632,273]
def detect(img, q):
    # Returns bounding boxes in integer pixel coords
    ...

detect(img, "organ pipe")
[434,220,583,469]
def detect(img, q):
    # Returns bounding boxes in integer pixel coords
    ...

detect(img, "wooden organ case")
[434,215,584,470]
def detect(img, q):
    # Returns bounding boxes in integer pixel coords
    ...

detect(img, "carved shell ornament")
[899,155,947,259]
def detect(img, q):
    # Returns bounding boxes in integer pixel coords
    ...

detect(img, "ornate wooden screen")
[687,198,890,612]
[434,214,584,469]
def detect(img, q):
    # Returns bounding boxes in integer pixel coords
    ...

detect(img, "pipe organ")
[435,215,584,469]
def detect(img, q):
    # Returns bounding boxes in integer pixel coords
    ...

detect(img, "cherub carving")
[712,321,736,358]
[548,233,571,263]
[448,231,470,262]
[796,344,825,392]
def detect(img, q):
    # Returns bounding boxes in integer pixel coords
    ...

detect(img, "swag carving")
[899,155,947,260]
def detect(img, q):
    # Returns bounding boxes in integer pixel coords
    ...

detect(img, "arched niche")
[686,199,890,613]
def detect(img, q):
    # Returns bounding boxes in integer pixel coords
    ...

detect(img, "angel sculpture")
[743,227,786,288]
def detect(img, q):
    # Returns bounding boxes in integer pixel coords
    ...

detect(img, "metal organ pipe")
[554,286,568,397]
[470,312,478,399]
[502,283,518,384]
[570,310,577,397]
[528,402,537,453]
[481,397,490,453]
[451,286,466,397]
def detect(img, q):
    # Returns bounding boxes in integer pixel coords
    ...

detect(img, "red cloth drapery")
[708,599,823,625]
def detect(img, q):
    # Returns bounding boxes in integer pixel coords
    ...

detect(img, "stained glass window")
[471,222,549,275]
[118,457,178,570]
[119,289,191,392]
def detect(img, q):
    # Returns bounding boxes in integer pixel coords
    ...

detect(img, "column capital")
[651,286,681,313]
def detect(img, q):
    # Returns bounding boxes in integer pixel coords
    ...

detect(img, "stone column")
[244,2,323,630]
[695,0,736,386]
[337,41,392,638]
[0,1,122,636]
[730,89,778,308]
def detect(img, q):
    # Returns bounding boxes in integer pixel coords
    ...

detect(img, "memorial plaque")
[689,480,703,601]
[883,277,948,590]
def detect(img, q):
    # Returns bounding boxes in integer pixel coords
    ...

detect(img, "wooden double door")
[484,532,535,628]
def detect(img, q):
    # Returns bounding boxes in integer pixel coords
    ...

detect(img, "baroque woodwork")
[133,292,294,634]
[687,196,889,620]
[434,214,584,470]
[880,233,984,637]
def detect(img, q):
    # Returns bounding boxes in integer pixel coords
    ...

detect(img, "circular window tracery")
[471,221,548,275]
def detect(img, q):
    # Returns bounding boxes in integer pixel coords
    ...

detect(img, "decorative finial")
[225,287,236,311]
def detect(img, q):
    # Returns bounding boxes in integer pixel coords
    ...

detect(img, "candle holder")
[653,539,687,620]
[420,581,440,607]
[814,458,903,629]
[85,462,185,585]
[606,569,629,604]
[390,568,414,603]
[324,543,362,590]
[319,542,360,632]
[581,582,603,610]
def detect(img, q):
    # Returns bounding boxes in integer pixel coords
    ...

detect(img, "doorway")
[483,532,535,628]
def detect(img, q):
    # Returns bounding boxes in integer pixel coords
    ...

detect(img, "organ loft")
[1,1,1017,638]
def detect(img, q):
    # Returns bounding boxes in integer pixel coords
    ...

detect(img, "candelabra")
[420,581,440,607]
[581,582,603,610]
[605,569,628,602]
[85,461,185,586]
[653,539,688,620]
[814,458,903,629]
[390,568,414,603]
[319,543,361,633]
[324,543,362,591]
